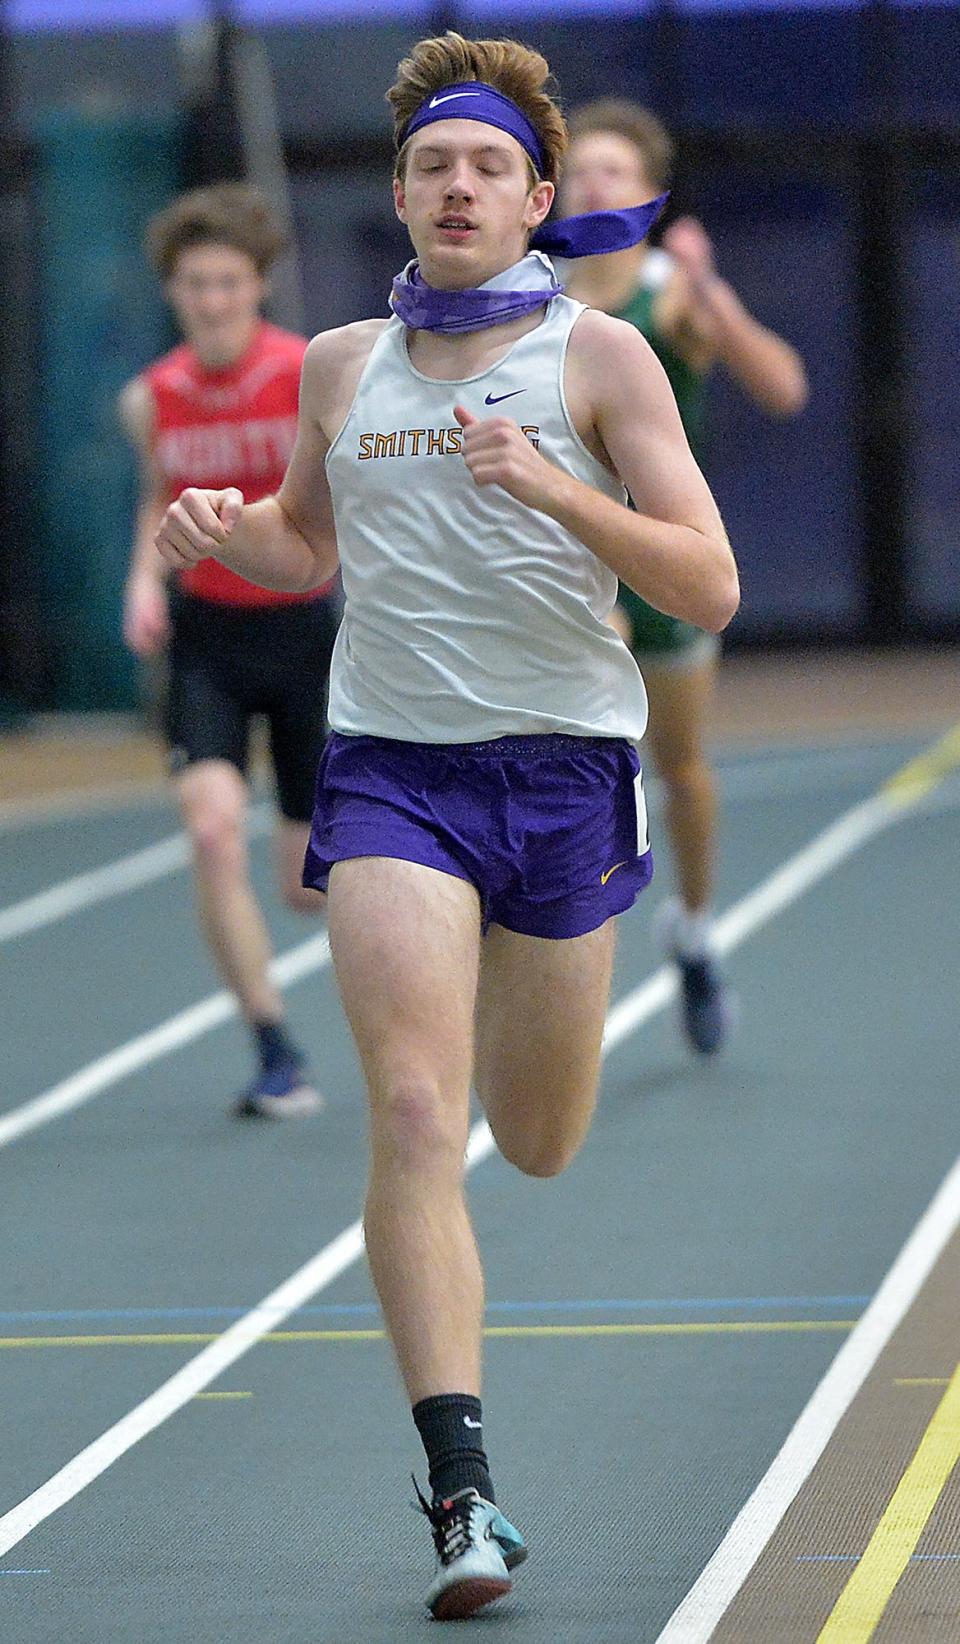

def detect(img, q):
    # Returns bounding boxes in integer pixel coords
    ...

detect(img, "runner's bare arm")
[455,312,739,634]
[154,333,342,591]
[118,377,172,655]
[120,379,170,580]
[575,315,738,630]
[658,217,808,416]
[695,282,808,416]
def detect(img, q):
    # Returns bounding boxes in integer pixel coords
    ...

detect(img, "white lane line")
[0,769,918,1557]
[653,1153,960,1643]
[606,780,959,1057]
[0,808,271,946]
[0,836,189,945]
[603,794,891,1047]
[651,806,960,1638]
[0,1219,362,1557]
[0,932,331,1152]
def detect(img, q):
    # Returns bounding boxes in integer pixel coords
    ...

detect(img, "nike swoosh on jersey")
[484,389,527,405]
[600,861,627,885]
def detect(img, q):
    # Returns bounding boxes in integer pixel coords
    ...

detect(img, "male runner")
[122,182,339,1117]
[563,100,808,1054]
[155,36,739,1617]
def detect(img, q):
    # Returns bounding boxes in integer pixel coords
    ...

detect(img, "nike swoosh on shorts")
[600,862,627,885]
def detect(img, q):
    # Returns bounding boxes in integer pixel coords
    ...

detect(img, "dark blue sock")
[253,1020,301,1072]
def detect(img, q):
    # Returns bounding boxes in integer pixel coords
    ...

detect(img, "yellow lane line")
[895,1378,950,1387]
[0,1320,855,1350]
[817,1359,960,1642]
[193,1391,252,1400]
[883,722,960,807]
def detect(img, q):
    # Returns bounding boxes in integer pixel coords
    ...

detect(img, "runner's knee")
[370,1080,466,1173]
[181,787,247,873]
[280,877,325,915]
[495,1127,580,1180]
[275,820,322,914]
[277,840,324,913]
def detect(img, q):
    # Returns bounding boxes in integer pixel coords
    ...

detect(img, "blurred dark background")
[1,0,957,714]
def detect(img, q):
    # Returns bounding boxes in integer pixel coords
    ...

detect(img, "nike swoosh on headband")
[428,91,483,107]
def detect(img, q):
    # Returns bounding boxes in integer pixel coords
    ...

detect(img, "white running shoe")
[417,1484,527,1621]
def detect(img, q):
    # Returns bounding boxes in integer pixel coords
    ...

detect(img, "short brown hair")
[387,32,567,186]
[566,99,674,192]
[145,182,288,280]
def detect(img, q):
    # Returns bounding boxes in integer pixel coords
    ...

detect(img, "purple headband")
[402,81,546,177]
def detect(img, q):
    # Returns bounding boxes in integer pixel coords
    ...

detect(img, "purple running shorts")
[304,731,653,940]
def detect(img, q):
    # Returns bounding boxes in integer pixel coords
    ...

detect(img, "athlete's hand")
[155,486,245,570]
[660,216,730,346]
[661,215,716,287]
[123,573,169,658]
[453,405,559,513]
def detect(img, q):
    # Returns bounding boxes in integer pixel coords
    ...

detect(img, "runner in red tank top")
[146,319,314,607]
[121,182,339,1118]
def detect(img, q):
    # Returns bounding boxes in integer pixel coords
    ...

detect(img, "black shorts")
[165,589,341,822]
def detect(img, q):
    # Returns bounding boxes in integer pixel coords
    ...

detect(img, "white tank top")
[324,293,648,745]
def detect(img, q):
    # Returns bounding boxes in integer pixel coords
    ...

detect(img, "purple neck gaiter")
[391,251,563,336]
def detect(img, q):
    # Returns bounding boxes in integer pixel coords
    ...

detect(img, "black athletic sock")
[412,1393,495,1504]
[253,1019,301,1072]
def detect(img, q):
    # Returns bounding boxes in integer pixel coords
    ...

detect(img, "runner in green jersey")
[563,99,808,1053]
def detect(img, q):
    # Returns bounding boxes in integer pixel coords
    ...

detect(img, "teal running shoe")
[415,1482,527,1620]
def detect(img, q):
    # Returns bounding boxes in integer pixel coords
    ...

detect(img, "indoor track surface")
[2,720,959,1643]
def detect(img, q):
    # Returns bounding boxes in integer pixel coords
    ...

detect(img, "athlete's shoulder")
[305,317,390,365]
[299,320,389,433]
[301,319,388,391]
[257,321,310,366]
[569,305,660,370]
[567,306,678,428]
[142,340,195,389]
[117,373,155,447]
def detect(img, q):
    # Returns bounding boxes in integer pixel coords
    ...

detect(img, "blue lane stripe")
[0,1569,51,1575]
[482,1295,869,1314]
[798,1554,960,1563]
[0,1295,869,1325]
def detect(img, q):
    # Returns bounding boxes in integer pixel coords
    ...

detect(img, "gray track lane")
[0,737,926,1105]
[0,838,328,1102]
[0,798,178,904]
[2,738,957,1640]
[0,1332,844,1644]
